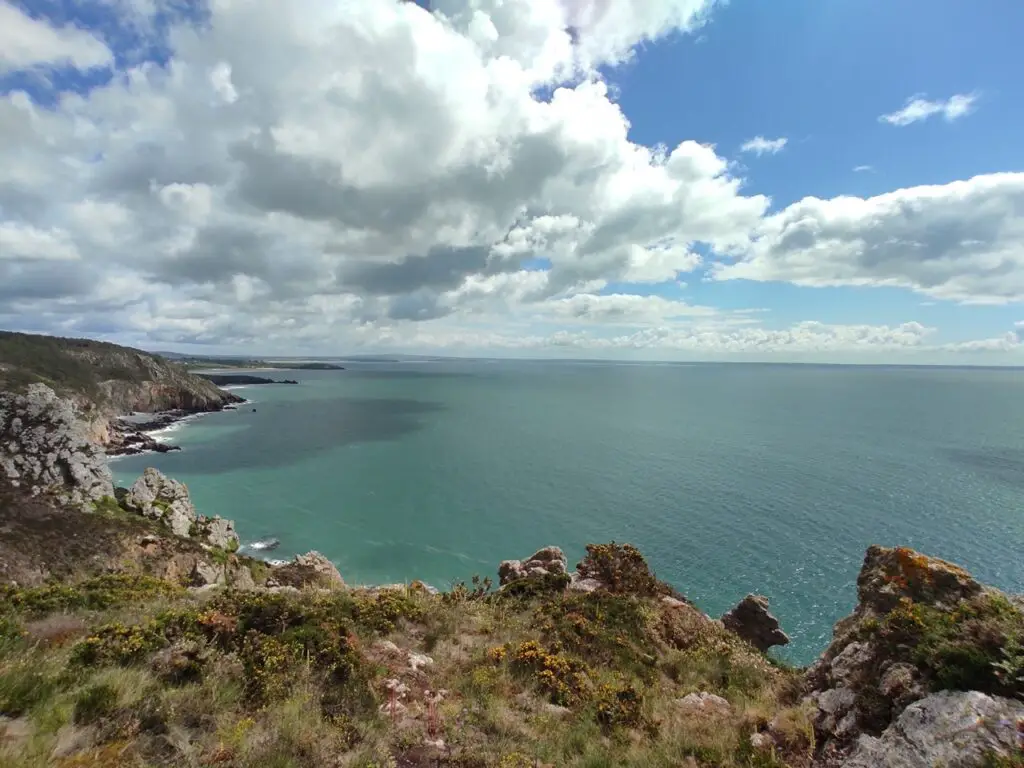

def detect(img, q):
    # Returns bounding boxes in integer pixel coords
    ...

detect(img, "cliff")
[0,331,241,429]
[0,384,1022,767]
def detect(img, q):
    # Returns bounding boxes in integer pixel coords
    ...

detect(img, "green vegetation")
[0,544,810,767]
[868,592,1024,698]
[0,330,160,399]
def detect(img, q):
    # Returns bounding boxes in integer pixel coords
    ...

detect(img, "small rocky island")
[1,332,1022,767]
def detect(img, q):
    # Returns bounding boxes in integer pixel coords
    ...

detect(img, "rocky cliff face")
[0,331,241,436]
[802,545,1024,765]
[0,384,113,507]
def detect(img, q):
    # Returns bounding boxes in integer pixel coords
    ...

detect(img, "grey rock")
[498,546,568,586]
[879,662,926,711]
[721,594,790,651]
[830,641,875,688]
[0,385,113,507]
[0,716,33,749]
[124,467,197,537]
[50,724,96,759]
[568,572,603,593]
[195,515,239,550]
[843,691,1024,768]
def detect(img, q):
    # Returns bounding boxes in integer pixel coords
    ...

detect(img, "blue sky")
[1,0,1023,361]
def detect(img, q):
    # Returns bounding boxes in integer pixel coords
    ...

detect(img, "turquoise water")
[111,361,1024,663]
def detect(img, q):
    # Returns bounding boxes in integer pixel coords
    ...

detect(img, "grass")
[0,543,810,767]
[4,540,1015,767]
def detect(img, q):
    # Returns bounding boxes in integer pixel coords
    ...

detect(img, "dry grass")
[0,548,805,767]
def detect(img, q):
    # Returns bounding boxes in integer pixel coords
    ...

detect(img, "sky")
[1,0,1023,363]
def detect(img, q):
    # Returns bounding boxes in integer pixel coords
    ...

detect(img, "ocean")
[110,361,1024,664]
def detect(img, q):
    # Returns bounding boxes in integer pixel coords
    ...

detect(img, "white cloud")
[713,172,1024,304]
[0,1,1019,361]
[0,1,112,73]
[739,136,787,156]
[853,165,873,173]
[879,92,978,126]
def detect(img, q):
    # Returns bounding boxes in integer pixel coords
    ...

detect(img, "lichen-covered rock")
[498,546,568,586]
[857,545,982,615]
[803,546,1008,758]
[842,691,1024,768]
[721,594,790,652]
[0,384,113,507]
[123,468,197,538]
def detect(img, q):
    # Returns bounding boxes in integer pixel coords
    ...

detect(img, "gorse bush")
[576,542,670,597]
[872,592,1024,698]
[1,573,180,616]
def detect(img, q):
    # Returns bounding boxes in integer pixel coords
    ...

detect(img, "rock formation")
[721,594,790,652]
[802,545,1012,762]
[842,691,1024,767]
[268,551,345,588]
[0,384,114,507]
[498,546,568,586]
[123,467,239,549]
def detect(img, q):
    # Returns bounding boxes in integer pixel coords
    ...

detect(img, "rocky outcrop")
[123,468,239,550]
[268,551,345,589]
[842,691,1024,767]
[0,384,114,507]
[498,546,568,586]
[802,545,1015,762]
[721,594,790,652]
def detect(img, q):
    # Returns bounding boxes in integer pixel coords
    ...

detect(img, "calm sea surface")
[111,361,1024,663]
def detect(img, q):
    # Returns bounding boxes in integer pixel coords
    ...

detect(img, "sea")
[110,360,1024,664]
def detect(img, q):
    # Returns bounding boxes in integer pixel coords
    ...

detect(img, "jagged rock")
[721,594,790,651]
[193,516,239,550]
[269,551,345,588]
[842,691,1024,767]
[0,385,114,507]
[498,546,567,586]
[676,692,732,718]
[803,546,1007,757]
[857,545,982,614]
[124,468,197,538]
[749,732,774,752]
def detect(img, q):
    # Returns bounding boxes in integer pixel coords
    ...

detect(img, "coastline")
[105,394,249,459]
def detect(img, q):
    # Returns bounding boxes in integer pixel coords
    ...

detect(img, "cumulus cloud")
[879,92,978,126]
[712,173,1024,304]
[0,0,1019,360]
[0,1,112,73]
[739,136,787,156]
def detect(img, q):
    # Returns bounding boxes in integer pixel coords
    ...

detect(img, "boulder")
[269,551,345,589]
[193,516,239,551]
[123,468,197,538]
[498,546,568,586]
[843,691,1024,768]
[721,594,790,652]
[0,385,114,507]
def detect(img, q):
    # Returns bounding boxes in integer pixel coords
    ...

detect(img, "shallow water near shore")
[111,360,1024,664]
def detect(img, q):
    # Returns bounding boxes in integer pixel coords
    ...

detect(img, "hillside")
[0,331,240,426]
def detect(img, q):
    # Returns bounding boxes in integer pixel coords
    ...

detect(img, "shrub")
[354,590,423,634]
[1,573,179,616]
[509,640,592,706]
[873,593,1024,698]
[576,542,670,597]
[593,681,645,730]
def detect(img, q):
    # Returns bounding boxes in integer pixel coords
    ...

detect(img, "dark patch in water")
[943,446,1024,489]
[119,396,445,474]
